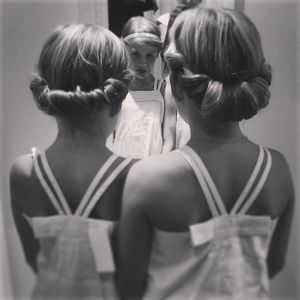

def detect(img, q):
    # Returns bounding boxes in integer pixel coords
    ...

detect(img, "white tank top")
[26,148,132,300]
[108,78,165,159]
[143,145,273,300]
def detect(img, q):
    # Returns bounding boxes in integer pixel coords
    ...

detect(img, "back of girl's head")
[30,24,130,117]
[165,7,272,121]
[121,17,162,49]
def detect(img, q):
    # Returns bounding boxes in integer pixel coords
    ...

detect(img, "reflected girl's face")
[126,41,159,80]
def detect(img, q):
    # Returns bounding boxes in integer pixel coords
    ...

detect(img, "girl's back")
[11,147,133,300]
[142,141,290,229]
[118,140,293,299]
[15,147,130,220]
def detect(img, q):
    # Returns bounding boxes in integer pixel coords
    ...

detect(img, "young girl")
[117,7,294,300]
[10,24,133,299]
[107,16,177,158]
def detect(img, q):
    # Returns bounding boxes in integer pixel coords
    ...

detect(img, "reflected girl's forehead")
[127,41,159,55]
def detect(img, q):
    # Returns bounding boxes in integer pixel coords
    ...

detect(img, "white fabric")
[27,148,131,299]
[143,145,273,300]
[108,79,165,159]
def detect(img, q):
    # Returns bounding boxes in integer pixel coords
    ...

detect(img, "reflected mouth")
[135,68,147,75]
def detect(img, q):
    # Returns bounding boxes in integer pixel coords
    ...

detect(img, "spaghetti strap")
[74,154,118,216]
[230,146,264,214]
[238,148,272,215]
[183,146,227,215]
[40,152,72,215]
[155,78,165,125]
[156,78,164,92]
[153,78,158,91]
[81,158,132,218]
[177,148,220,217]
[31,148,66,215]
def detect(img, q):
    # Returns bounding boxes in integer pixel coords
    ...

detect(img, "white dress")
[26,148,132,300]
[108,79,165,159]
[143,145,273,300]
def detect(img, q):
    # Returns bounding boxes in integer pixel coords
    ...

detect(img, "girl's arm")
[161,78,177,153]
[116,164,153,300]
[10,157,40,273]
[267,194,294,278]
[267,154,294,278]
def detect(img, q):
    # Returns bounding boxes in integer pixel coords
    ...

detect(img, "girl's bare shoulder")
[129,151,184,181]
[122,151,187,206]
[10,154,35,192]
[268,148,293,180]
[268,147,294,188]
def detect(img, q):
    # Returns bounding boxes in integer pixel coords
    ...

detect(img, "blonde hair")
[165,7,272,121]
[121,17,162,49]
[30,24,130,117]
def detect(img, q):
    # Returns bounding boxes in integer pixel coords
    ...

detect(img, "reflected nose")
[139,57,148,67]
[137,62,148,70]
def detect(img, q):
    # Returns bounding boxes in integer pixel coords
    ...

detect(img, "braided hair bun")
[30,24,130,117]
[166,7,272,121]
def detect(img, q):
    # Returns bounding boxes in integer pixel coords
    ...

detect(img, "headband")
[123,32,162,43]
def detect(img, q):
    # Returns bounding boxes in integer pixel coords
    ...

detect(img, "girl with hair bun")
[107,16,177,159]
[10,24,134,299]
[117,7,294,300]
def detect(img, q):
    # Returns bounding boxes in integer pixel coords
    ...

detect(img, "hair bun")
[30,73,118,116]
[103,78,129,106]
[180,73,210,101]
[30,73,49,99]
[165,7,273,122]
[259,63,272,86]
[200,76,270,121]
[174,61,272,121]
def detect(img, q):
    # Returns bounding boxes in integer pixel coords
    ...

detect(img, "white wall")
[298,3,300,297]
[243,1,299,299]
[0,2,13,297]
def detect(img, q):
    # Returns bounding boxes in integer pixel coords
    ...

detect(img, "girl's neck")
[50,117,110,155]
[188,119,246,145]
[55,129,106,149]
[130,75,155,91]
